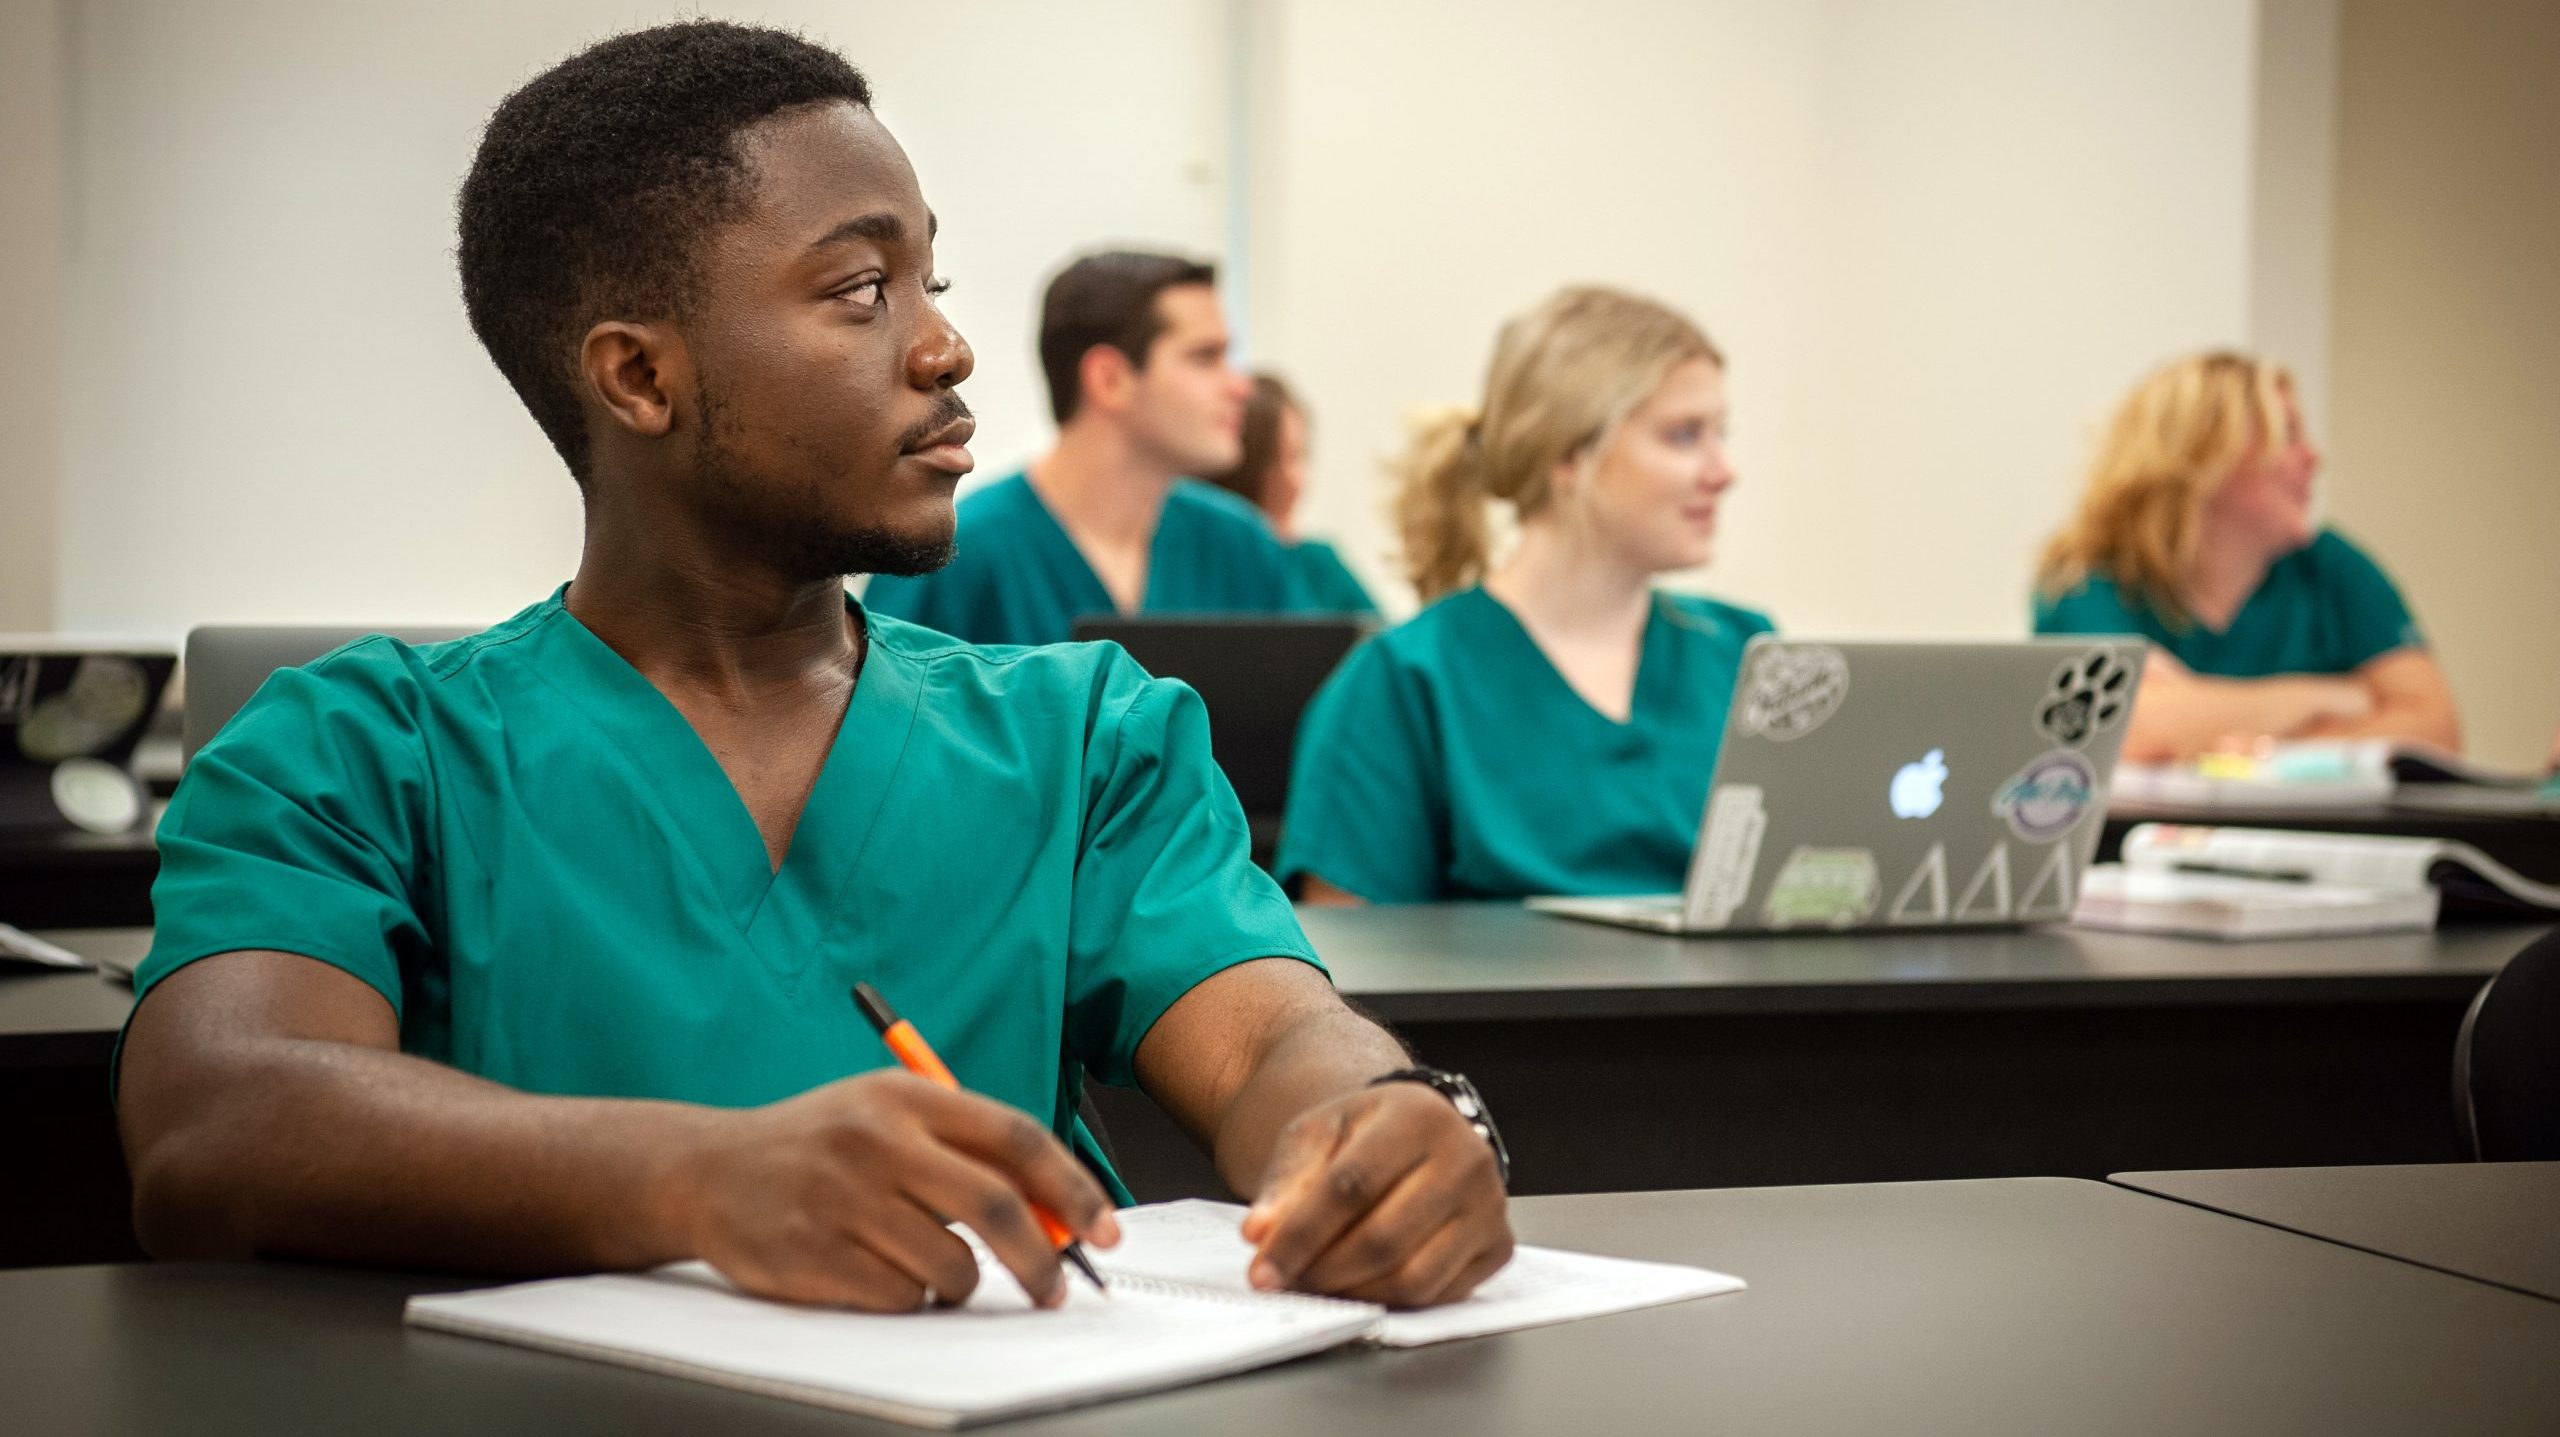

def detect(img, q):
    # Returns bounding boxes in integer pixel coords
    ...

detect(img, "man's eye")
[844,278,886,306]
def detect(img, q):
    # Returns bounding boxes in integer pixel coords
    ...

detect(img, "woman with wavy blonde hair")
[2034,350,2458,759]
[1277,287,1773,903]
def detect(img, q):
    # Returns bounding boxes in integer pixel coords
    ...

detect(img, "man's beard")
[693,380,959,581]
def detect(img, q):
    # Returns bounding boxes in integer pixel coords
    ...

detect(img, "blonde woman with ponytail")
[1277,287,1773,904]
[2034,351,2458,760]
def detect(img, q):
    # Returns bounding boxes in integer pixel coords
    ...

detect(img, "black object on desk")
[1071,615,1370,870]
[2111,1161,2560,1304]
[5,1180,2557,1436]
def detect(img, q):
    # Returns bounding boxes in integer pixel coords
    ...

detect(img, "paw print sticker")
[2037,649,2133,747]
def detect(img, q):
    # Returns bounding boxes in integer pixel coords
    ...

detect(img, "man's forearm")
[1209,1005,1410,1198]
[128,1037,711,1274]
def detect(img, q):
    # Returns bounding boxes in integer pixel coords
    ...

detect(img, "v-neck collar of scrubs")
[1465,587,1677,732]
[1012,473,1189,616]
[524,586,925,960]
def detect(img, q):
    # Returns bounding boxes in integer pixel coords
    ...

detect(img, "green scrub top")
[1277,586,1775,902]
[864,473,1301,647]
[131,588,1319,1203]
[1285,539,1381,617]
[2033,528,2424,677]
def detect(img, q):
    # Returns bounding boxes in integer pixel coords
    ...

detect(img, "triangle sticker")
[1889,843,1950,924]
[2017,844,2075,920]
[1956,844,2013,922]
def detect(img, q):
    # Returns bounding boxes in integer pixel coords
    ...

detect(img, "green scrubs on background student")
[2034,528,2422,676]
[134,590,1317,1202]
[1277,587,1773,902]
[863,473,1299,647]
[1285,538,1380,617]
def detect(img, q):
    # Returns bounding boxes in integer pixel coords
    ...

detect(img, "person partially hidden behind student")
[1203,373,1380,617]
[115,23,1510,1315]
[864,252,1300,645]
[1278,288,1772,904]
[2034,351,2460,761]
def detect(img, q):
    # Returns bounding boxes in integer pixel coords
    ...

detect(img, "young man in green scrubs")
[115,22,1510,1315]
[863,252,1302,645]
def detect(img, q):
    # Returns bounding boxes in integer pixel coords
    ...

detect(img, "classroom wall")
[0,0,64,632]
[2322,0,2560,772]
[2248,0,2340,435]
[50,0,1229,634]
[1248,0,2262,638]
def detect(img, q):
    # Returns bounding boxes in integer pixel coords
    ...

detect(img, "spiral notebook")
[405,1201,1743,1428]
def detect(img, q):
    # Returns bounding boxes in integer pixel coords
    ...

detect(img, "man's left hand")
[1237,1080,1512,1308]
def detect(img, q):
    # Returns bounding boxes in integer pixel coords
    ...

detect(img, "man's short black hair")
[1037,251,1219,424]
[456,22,872,485]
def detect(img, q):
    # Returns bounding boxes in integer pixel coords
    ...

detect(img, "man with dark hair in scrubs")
[863,250,1302,645]
[116,22,1510,1315]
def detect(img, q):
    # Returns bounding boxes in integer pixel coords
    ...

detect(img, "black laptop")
[1071,615,1372,863]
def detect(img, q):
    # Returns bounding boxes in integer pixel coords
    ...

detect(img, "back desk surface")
[4,913,2547,1263]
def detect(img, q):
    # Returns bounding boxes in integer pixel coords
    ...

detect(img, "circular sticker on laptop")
[1992,748,2097,843]
[1739,645,1849,742]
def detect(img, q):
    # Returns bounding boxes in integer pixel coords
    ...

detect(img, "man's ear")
[579,320,693,440]
[1076,343,1137,418]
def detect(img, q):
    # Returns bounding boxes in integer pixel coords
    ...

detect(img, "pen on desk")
[850,981,1109,1299]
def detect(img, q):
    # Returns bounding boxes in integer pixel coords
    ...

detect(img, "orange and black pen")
[850,981,1109,1298]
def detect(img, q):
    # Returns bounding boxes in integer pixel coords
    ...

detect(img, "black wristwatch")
[1368,1066,1510,1186]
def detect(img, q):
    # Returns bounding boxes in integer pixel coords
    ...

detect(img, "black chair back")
[2454,930,2560,1161]
[183,625,474,763]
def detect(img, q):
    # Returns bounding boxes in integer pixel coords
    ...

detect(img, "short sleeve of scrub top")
[1272,631,1452,903]
[2308,530,2425,669]
[127,595,1318,1199]
[140,638,435,1014]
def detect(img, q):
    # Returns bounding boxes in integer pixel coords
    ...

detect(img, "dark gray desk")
[1095,906,2548,1201]
[0,930,151,1267]
[8,1180,2557,1436]
[2112,1162,2560,1304]
[9,919,2550,1265]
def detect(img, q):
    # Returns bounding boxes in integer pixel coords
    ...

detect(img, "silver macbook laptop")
[1531,637,2145,934]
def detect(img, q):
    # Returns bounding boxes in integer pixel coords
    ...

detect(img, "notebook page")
[406,1255,1380,1429]
[1099,1199,1746,1347]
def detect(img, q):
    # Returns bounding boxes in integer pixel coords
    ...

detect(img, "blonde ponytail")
[1392,287,1722,604]
[1393,406,1494,601]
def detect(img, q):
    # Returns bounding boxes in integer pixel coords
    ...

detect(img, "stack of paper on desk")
[405,1198,1743,1428]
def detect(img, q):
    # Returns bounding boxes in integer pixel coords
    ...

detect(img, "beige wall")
[2326,0,2560,769]
[53,0,1230,635]
[0,0,62,631]
[1250,0,2261,637]
[2248,0,2340,433]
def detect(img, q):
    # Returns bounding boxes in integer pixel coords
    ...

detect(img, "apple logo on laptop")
[1890,750,1948,819]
